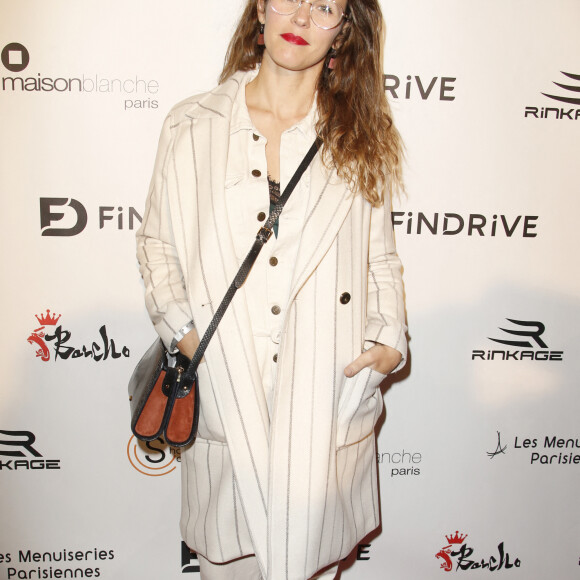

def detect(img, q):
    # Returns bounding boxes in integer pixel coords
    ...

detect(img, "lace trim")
[267,176,281,238]
[268,176,281,204]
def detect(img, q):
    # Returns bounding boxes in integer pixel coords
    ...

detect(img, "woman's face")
[257,0,348,74]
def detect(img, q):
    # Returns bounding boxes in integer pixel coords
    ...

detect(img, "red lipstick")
[281,33,309,46]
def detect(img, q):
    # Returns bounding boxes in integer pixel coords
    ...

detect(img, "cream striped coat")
[136,70,407,580]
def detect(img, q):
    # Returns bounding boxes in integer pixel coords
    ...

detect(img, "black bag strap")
[183,137,322,379]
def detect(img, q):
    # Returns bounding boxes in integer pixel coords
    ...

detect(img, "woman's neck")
[245,55,320,125]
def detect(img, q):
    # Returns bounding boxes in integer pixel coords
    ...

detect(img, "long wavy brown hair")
[219,0,404,206]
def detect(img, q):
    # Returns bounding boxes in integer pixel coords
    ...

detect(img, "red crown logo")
[35,309,61,326]
[445,531,468,545]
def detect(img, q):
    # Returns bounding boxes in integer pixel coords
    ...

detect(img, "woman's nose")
[292,0,311,27]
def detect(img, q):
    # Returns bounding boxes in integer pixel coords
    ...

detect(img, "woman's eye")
[316,3,334,15]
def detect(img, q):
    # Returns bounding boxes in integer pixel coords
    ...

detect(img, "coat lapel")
[288,157,353,304]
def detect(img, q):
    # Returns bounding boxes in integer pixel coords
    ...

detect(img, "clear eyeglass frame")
[270,0,349,30]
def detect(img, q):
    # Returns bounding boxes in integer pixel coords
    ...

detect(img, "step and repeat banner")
[1,0,578,578]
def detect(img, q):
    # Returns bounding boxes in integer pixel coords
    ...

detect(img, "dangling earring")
[258,23,265,46]
[326,48,337,70]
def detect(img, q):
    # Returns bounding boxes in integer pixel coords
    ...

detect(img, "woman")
[136,0,407,578]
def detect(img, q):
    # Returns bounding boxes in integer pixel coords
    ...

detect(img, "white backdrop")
[1,1,579,578]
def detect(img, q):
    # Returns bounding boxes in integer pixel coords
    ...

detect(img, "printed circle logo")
[127,435,178,476]
[1,43,30,72]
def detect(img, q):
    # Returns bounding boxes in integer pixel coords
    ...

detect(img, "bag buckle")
[257,226,272,243]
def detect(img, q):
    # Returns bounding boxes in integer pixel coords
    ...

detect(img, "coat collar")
[184,70,255,121]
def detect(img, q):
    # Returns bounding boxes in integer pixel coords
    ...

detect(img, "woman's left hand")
[344,344,402,377]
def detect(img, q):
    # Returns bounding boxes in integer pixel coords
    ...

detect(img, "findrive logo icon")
[40,198,88,237]
[181,543,200,574]
[1,43,29,73]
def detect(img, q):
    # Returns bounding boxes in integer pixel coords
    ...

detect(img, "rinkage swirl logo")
[542,71,580,106]
[525,70,580,120]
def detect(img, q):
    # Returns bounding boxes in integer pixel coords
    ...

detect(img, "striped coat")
[136,71,407,580]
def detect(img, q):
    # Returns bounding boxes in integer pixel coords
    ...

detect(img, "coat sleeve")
[135,113,193,349]
[364,199,408,372]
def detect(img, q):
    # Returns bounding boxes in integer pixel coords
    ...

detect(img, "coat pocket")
[336,367,387,448]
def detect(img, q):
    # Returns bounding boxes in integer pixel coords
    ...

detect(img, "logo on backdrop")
[487,432,507,459]
[383,74,456,101]
[391,212,538,238]
[0,430,61,471]
[40,198,142,236]
[525,71,580,120]
[181,543,200,574]
[178,522,375,573]
[0,547,114,577]
[1,42,159,110]
[471,319,563,362]
[487,431,579,467]
[377,447,422,477]
[1,42,30,73]
[27,309,130,362]
[127,435,180,477]
[178,542,377,574]
[435,532,521,572]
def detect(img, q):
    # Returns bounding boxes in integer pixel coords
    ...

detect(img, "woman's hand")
[344,344,402,377]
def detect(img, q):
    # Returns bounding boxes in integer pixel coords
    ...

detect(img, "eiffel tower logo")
[487,431,507,459]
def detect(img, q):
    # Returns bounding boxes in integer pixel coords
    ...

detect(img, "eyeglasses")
[270,0,349,30]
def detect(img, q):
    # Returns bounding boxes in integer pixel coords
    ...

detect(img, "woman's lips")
[281,33,309,46]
